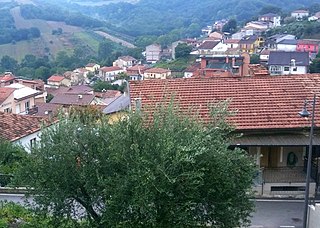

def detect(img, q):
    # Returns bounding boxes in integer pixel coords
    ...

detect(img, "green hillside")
[52,0,320,37]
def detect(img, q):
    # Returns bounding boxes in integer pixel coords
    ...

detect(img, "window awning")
[231,134,320,146]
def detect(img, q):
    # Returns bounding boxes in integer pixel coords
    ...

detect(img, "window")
[284,66,290,71]
[25,101,30,110]
[293,67,297,71]
[4,108,11,113]
[30,138,36,149]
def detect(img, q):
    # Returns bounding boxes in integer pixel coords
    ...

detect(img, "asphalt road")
[0,194,310,227]
[251,200,305,228]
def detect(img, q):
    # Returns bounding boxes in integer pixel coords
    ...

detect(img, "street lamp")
[298,94,316,228]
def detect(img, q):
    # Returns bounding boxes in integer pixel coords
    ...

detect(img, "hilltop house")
[297,39,320,57]
[5,83,43,114]
[129,75,320,197]
[268,51,309,75]
[143,68,171,80]
[291,10,309,20]
[191,41,228,56]
[113,56,137,69]
[258,13,281,27]
[47,75,71,87]
[276,39,298,52]
[85,63,100,72]
[99,66,124,82]
[145,44,162,63]
[239,35,264,54]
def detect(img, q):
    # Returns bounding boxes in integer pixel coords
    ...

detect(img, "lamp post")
[298,94,316,228]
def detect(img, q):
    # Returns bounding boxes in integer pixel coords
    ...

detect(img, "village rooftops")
[144,68,171,74]
[47,75,65,82]
[268,51,309,66]
[100,66,122,72]
[129,75,320,131]
[0,87,15,103]
[0,112,49,142]
[50,93,95,106]
[277,39,298,45]
[6,83,42,101]
[197,41,219,49]
[118,56,137,61]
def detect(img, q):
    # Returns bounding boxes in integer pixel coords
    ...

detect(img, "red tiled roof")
[0,87,15,104]
[129,75,320,131]
[48,75,65,82]
[127,65,148,71]
[144,68,170,74]
[0,112,48,142]
[100,66,122,72]
[0,74,15,83]
[86,63,98,67]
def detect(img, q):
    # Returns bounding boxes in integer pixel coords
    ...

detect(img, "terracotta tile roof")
[248,64,270,76]
[0,87,15,104]
[48,75,65,82]
[0,74,15,83]
[118,56,137,61]
[86,63,98,67]
[100,66,122,72]
[127,65,148,71]
[0,112,48,142]
[144,68,171,74]
[129,74,320,131]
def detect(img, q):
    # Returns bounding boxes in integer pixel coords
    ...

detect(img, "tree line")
[0,8,40,45]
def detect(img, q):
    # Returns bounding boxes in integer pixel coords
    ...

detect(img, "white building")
[291,10,309,20]
[259,13,281,27]
[99,66,125,82]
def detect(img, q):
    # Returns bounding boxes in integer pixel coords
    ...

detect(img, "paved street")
[251,200,305,228]
[0,194,313,227]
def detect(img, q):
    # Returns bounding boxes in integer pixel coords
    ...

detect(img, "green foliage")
[259,5,282,15]
[0,140,26,187]
[155,58,193,73]
[0,201,88,228]
[1,55,18,73]
[267,21,320,39]
[16,101,256,227]
[222,18,237,34]
[20,4,103,28]
[250,54,260,64]
[175,43,192,59]
[92,80,124,92]
[310,58,320,73]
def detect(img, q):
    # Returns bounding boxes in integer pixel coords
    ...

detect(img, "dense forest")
[40,0,319,37]
[20,4,105,28]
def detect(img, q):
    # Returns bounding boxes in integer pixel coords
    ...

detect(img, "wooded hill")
[44,0,319,37]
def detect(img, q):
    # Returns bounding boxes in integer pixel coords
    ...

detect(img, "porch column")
[256,147,261,168]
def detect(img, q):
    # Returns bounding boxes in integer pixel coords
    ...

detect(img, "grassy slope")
[0,6,102,61]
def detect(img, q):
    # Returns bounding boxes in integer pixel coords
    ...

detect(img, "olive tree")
[17,103,256,227]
